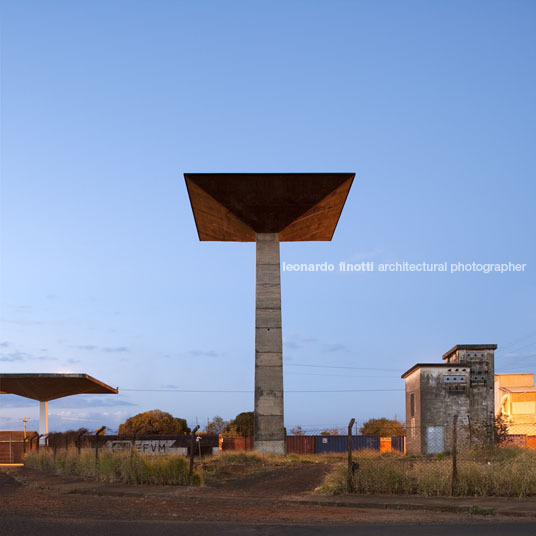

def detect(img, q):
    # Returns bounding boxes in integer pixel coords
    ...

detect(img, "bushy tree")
[360,418,405,437]
[290,425,305,436]
[320,428,340,436]
[494,415,509,445]
[205,416,229,435]
[118,410,190,435]
[225,411,254,437]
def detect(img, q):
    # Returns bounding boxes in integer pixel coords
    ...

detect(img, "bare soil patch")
[0,466,528,526]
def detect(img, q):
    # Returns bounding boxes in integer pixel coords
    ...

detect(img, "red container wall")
[286,435,315,454]
[0,431,38,464]
[219,436,254,451]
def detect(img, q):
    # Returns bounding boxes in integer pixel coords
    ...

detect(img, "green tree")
[360,418,405,437]
[225,411,254,437]
[494,415,509,445]
[205,416,229,435]
[118,410,190,435]
[320,428,340,436]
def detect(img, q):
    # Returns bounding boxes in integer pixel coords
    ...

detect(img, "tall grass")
[317,448,536,497]
[24,448,199,486]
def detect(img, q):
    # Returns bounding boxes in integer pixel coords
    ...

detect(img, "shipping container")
[219,436,254,451]
[0,431,38,464]
[380,437,392,453]
[315,435,380,453]
[99,434,219,456]
[505,434,527,448]
[391,435,406,453]
[286,435,315,454]
[352,435,380,451]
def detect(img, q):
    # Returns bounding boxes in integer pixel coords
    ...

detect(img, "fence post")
[76,430,86,456]
[197,435,204,480]
[347,418,356,493]
[95,426,106,464]
[467,414,472,448]
[451,415,458,496]
[189,425,200,477]
[131,426,142,458]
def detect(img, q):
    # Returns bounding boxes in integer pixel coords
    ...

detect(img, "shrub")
[316,448,536,497]
[24,448,198,486]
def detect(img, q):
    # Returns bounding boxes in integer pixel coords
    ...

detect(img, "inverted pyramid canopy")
[184,173,355,242]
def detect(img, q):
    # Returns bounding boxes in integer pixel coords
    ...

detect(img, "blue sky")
[1,0,535,434]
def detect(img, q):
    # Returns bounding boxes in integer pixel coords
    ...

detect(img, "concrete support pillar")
[254,233,285,455]
[39,400,48,445]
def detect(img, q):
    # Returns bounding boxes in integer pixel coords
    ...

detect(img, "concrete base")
[255,440,286,456]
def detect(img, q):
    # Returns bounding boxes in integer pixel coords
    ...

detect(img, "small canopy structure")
[0,373,118,443]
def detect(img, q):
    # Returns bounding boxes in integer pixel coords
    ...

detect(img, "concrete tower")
[185,173,354,454]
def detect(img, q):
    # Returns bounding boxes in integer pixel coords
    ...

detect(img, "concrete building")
[185,173,354,454]
[495,373,536,435]
[402,344,496,455]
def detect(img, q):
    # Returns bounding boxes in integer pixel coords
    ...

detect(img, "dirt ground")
[0,465,529,525]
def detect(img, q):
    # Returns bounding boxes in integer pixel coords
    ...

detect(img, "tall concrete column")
[255,233,285,454]
[39,400,48,445]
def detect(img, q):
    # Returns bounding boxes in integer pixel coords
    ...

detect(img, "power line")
[497,341,536,357]
[286,372,401,379]
[120,388,404,393]
[496,329,536,354]
[286,363,400,372]
[121,389,251,393]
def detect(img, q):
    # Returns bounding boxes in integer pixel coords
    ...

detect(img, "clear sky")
[1,0,535,434]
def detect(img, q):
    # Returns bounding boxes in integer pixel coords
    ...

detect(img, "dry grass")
[200,450,348,483]
[24,448,199,486]
[316,447,536,497]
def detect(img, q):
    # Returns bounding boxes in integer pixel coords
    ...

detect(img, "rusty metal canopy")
[0,373,118,402]
[184,173,355,242]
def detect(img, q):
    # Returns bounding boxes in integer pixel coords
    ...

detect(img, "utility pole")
[21,417,30,439]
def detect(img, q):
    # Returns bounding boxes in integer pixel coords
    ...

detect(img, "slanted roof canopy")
[500,386,536,393]
[184,173,355,242]
[0,373,118,402]
[401,363,455,379]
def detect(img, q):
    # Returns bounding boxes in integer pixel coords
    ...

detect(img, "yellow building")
[495,373,536,436]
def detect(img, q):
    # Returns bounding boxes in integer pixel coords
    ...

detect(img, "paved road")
[1,517,536,536]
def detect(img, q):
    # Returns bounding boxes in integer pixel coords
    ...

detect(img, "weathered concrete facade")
[254,233,285,454]
[402,344,496,455]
